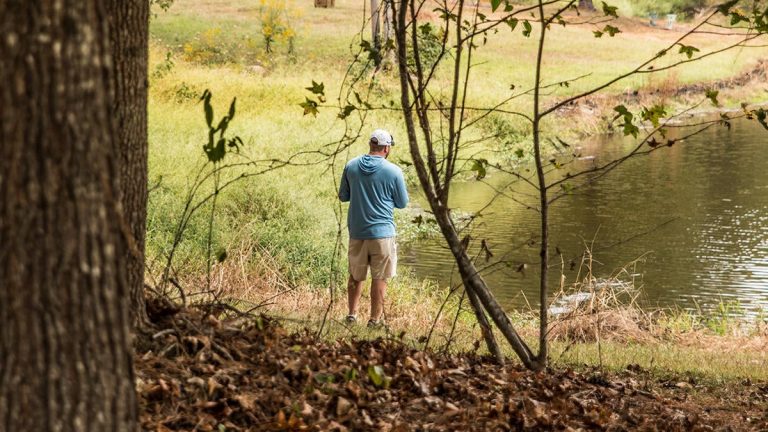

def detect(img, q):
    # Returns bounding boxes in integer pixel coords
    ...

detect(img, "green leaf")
[730,12,748,25]
[228,136,243,151]
[338,104,356,119]
[305,80,325,97]
[505,17,519,31]
[678,44,700,59]
[756,108,768,130]
[614,105,639,138]
[300,98,319,117]
[313,373,335,384]
[491,0,502,13]
[204,138,227,163]
[344,368,358,382]
[717,0,739,16]
[201,90,213,127]
[228,97,236,120]
[217,249,228,263]
[215,116,230,135]
[706,89,720,106]
[514,148,525,158]
[471,158,488,180]
[593,30,604,38]
[641,104,667,128]
[522,20,533,37]
[367,365,389,388]
[603,25,621,36]
[613,104,631,117]
[624,123,640,138]
[602,1,619,18]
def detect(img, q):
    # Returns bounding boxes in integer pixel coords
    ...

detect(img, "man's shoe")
[367,319,387,330]
[344,315,357,324]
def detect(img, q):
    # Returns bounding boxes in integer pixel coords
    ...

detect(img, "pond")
[401,117,768,314]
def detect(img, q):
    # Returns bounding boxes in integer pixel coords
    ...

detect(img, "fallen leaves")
[136,303,768,431]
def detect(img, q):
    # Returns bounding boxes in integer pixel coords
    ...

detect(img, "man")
[338,129,409,328]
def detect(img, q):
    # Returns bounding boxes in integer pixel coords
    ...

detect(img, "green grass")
[147,0,768,285]
[551,340,768,382]
[146,0,768,380]
[284,308,768,382]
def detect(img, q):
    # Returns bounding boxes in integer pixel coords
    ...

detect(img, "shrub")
[258,0,301,54]
[181,27,267,65]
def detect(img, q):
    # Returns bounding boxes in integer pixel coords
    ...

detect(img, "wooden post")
[314,0,335,8]
[371,0,381,52]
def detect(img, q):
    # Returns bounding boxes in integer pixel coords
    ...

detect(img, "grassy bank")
[147,0,768,282]
[180,245,767,381]
[146,0,768,380]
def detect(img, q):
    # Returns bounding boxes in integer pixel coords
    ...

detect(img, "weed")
[173,82,199,103]
[152,51,176,79]
[257,0,302,54]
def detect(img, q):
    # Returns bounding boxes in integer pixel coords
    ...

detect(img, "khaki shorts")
[348,237,398,282]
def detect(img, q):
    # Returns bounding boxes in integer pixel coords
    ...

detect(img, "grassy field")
[146,0,768,378]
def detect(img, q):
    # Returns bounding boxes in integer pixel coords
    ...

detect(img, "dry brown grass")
[547,248,768,359]
[150,240,767,371]
[158,240,484,351]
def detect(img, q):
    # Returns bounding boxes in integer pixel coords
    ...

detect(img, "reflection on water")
[402,119,768,313]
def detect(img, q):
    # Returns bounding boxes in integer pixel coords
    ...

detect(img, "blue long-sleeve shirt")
[339,155,409,239]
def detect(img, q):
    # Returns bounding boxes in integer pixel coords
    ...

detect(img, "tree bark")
[107,0,152,331]
[465,286,505,365]
[371,0,382,64]
[393,0,539,369]
[533,0,550,367]
[0,1,139,430]
[433,209,538,369]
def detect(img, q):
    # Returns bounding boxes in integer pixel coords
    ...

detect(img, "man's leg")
[370,278,387,322]
[347,238,368,321]
[347,275,365,317]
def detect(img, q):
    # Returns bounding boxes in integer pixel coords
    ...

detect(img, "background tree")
[0,1,138,430]
[378,0,766,369]
[108,0,152,331]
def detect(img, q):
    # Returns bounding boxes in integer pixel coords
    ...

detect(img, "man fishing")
[338,129,409,328]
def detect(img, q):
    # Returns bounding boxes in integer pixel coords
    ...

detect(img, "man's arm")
[339,165,350,202]
[394,170,409,209]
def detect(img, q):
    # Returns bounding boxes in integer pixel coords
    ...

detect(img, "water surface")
[402,118,768,314]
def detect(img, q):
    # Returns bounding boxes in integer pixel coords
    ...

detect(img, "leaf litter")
[137,302,768,431]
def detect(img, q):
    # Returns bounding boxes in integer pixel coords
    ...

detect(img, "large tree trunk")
[108,0,152,331]
[0,1,139,430]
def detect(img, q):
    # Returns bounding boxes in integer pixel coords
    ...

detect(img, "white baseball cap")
[370,129,394,146]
